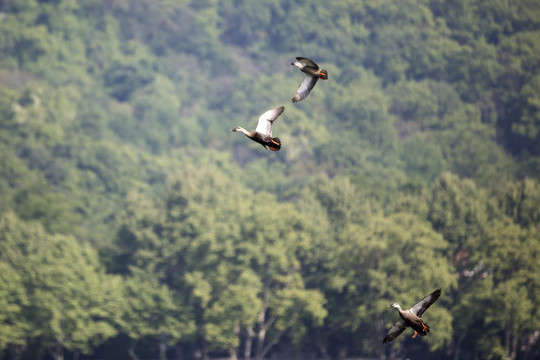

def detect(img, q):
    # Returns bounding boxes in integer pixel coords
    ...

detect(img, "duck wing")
[292,74,318,103]
[410,288,442,317]
[296,56,319,69]
[383,318,407,343]
[255,106,285,136]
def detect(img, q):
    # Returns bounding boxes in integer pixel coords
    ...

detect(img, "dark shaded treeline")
[0,1,539,360]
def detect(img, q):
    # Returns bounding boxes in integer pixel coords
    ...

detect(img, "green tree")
[203,268,262,360]
[0,212,121,360]
[425,175,540,359]
[120,269,195,360]
[453,217,540,360]
[131,75,182,153]
[496,177,540,227]
[333,212,456,359]
[0,262,28,351]
[399,135,446,184]
[235,193,327,360]
[115,163,327,359]
[425,172,492,257]
[512,74,540,157]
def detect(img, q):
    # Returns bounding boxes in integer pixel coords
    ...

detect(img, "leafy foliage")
[1,0,540,359]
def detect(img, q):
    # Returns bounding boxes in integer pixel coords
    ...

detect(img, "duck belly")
[252,133,281,151]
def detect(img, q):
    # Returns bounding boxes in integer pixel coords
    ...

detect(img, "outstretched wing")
[410,289,442,317]
[255,106,285,136]
[383,319,407,343]
[296,56,319,69]
[292,74,318,103]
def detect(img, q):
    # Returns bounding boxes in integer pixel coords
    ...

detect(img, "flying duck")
[383,288,442,344]
[290,57,328,103]
[230,106,285,151]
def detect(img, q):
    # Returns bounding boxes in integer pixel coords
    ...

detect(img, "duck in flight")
[230,106,285,151]
[383,288,442,344]
[291,57,328,103]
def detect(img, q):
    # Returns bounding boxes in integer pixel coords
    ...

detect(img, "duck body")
[291,57,328,103]
[251,132,281,151]
[396,305,430,337]
[292,56,329,79]
[232,128,281,151]
[230,106,284,151]
[383,288,441,344]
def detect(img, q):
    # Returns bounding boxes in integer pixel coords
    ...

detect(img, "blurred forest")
[1,0,540,359]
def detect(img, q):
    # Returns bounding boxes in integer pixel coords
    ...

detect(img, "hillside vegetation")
[1,0,540,359]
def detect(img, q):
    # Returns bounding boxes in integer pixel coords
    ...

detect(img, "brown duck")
[230,106,285,151]
[383,288,441,343]
[290,57,328,103]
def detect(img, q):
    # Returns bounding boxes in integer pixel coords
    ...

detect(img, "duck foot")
[421,322,428,332]
[412,331,418,339]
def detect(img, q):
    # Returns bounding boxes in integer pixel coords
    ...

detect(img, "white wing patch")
[255,106,285,136]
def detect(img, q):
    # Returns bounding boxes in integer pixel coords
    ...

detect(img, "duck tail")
[421,321,430,335]
[268,137,281,151]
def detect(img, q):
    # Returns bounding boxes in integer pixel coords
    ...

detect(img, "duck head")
[319,69,329,80]
[388,302,401,309]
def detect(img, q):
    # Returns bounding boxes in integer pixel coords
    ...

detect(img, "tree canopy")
[1,0,540,359]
